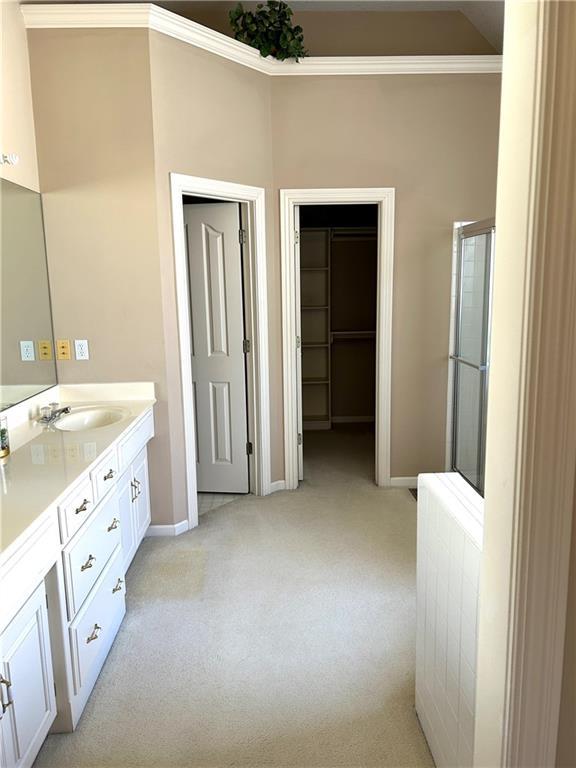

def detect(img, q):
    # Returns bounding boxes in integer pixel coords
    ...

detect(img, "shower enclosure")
[450,219,495,496]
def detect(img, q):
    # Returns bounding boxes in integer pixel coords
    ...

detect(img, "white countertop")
[0,399,155,557]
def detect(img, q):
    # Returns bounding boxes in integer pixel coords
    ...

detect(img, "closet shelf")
[302,305,328,310]
[331,331,376,341]
[301,267,328,272]
[303,378,329,385]
[302,342,329,348]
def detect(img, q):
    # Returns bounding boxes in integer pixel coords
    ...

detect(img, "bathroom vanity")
[0,387,155,768]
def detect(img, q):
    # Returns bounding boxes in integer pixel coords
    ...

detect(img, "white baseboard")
[146,520,189,537]
[390,476,418,488]
[269,480,286,493]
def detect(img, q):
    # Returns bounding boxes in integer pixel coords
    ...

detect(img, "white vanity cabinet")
[0,400,155,766]
[0,583,56,768]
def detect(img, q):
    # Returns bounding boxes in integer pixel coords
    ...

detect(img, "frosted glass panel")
[454,364,483,490]
[458,233,490,365]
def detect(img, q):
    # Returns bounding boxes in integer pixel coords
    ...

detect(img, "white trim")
[146,521,189,537]
[170,174,271,531]
[474,2,576,766]
[21,4,503,77]
[390,476,418,488]
[269,480,286,494]
[280,188,394,490]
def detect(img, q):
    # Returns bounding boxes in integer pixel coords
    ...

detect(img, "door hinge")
[295,230,300,245]
[296,336,301,349]
[239,229,247,245]
[246,441,253,455]
[243,339,251,354]
[297,433,303,446]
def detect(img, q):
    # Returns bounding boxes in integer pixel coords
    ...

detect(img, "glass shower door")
[451,219,495,495]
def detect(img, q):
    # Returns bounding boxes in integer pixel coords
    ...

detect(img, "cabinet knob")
[75,498,91,515]
[107,518,120,532]
[81,554,96,572]
[86,624,102,644]
[104,468,115,481]
[112,578,124,594]
[0,675,13,715]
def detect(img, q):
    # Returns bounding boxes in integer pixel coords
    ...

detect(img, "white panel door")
[184,203,249,493]
[294,206,304,482]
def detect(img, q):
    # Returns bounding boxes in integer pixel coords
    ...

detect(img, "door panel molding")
[170,174,271,529]
[280,188,395,489]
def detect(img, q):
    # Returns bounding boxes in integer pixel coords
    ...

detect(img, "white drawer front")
[69,548,125,695]
[63,493,121,618]
[90,448,119,503]
[58,478,95,544]
[118,409,154,472]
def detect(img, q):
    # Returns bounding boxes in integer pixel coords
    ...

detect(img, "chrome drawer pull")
[130,481,137,503]
[81,554,96,572]
[0,675,13,714]
[86,624,102,644]
[75,498,90,515]
[107,518,120,532]
[134,479,141,497]
[104,468,115,481]
[112,578,124,594]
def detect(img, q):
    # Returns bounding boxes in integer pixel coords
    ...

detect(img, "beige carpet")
[35,426,433,768]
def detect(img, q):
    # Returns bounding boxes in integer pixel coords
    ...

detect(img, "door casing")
[280,188,395,488]
[170,174,271,529]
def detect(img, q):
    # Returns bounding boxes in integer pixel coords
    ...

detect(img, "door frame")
[170,173,271,529]
[280,187,395,489]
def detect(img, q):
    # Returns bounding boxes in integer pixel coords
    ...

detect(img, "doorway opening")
[298,204,378,483]
[281,187,395,490]
[170,174,271,531]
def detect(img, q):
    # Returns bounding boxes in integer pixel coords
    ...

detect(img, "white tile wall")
[416,473,484,768]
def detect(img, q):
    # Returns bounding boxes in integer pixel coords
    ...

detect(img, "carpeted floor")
[35,426,433,768]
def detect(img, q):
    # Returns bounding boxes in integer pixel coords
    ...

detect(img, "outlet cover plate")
[38,340,53,360]
[56,340,71,360]
[20,340,35,362]
[74,339,90,361]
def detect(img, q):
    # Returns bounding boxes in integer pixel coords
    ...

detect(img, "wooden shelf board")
[302,378,329,385]
[302,342,329,348]
[302,305,328,310]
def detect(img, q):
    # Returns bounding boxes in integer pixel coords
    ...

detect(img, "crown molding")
[21,3,503,76]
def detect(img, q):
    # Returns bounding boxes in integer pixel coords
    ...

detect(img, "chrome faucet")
[37,402,72,426]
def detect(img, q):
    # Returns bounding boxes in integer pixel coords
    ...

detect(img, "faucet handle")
[49,402,59,412]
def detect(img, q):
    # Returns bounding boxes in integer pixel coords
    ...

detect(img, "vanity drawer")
[58,478,96,544]
[63,492,121,619]
[118,409,154,472]
[90,448,119,502]
[69,547,125,695]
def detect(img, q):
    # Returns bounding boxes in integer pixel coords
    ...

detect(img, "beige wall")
[0,0,39,190]
[27,29,175,522]
[162,3,497,56]
[272,74,500,476]
[557,498,576,766]
[27,27,500,523]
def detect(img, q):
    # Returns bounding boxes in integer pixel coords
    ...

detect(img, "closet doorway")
[298,205,378,479]
[281,188,395,490]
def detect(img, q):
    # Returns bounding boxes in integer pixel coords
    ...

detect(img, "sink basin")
[54,406,128,432]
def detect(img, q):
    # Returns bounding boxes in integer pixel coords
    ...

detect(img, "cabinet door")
[0,583,56,768]
[116,468,137,573]
[133,448,151,545]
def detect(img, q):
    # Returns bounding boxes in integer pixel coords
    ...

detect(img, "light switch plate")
[56,339,71,360]
[74,339,90,361]
[20,340,35,362]
[38,340,53,360]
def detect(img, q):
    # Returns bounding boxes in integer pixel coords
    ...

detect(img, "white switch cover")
[20,340,35,361]
[74,339,90,360]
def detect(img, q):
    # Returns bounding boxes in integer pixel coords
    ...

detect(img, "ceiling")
[20,0,505,52]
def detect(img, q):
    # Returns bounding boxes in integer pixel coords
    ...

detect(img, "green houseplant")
[229,1,307,61]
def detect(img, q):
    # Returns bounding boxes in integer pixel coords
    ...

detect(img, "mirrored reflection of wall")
[0,179,57,409]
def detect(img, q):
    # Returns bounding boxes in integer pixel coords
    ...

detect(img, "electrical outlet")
[19,340,35,362]
[56,339,71,360]
[74,339,90,361]
[38,340,53,360]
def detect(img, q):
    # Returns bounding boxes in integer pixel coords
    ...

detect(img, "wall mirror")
[1,178,57,410]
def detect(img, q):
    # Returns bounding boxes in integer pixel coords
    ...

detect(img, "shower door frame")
[445,218,495,496]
